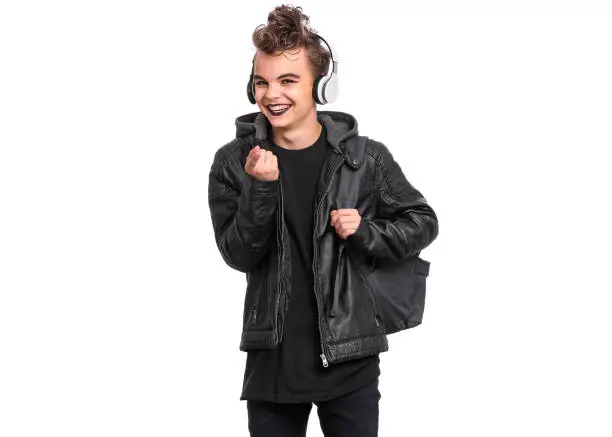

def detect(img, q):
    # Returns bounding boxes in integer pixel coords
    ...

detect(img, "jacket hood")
[234,110,359,154]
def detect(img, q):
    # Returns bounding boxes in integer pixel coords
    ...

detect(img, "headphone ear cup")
[247,58,257,104]
[313,73,338,105]
[322,73,338,104]
[312,75,323,104]
[247,74,256,104]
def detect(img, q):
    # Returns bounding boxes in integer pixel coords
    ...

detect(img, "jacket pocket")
[352,253,381,329]
[329,242,383,340]
[244,262,267,330]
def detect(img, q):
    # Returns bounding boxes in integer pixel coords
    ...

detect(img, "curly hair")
[252,4,331,79]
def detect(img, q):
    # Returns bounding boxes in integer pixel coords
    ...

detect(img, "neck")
[271,108,323,150]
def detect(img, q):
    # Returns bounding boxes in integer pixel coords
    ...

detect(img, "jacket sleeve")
[208,148,279,273]
[347,141,439,263]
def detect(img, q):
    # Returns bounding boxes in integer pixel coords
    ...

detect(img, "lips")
[267,104,292,116]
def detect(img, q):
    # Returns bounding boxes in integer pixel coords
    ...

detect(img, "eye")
[254,79,296,86]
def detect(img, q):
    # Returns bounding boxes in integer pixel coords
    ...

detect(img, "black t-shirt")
[240,123,380,403]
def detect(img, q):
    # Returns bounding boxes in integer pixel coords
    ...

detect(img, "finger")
[248,146,261,158]
[245,155,254,171]
[246,151,255,163]
[334,223,358,236]
[337,218,361,227]
[332,209,359,216]
[343,229,355,240]
[246,150,260,168]
[341,227,357,238]
[248,147,261,160]
[335,214,360,221]
[336,222,358,233]
[332,215,360,227]
[251,152,264,170]
[341,228,356,239]
[330,210,356,221]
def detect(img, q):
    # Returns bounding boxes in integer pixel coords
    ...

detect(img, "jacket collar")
[234,110,360,155]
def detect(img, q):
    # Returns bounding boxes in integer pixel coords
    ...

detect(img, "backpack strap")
[343,135,368,170]
[336,135,369,209]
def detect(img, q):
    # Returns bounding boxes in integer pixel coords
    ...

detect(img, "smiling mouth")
[267,104,292,116]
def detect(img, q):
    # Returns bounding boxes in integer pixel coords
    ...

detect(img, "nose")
[263,82,282,100]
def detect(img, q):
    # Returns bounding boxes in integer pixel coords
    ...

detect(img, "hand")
[245,145,279,181]
[330,209,362,240]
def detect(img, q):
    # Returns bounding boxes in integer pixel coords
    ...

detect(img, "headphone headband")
[314,33,337,79]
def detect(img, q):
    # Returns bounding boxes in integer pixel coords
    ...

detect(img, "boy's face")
[252,47,317,130]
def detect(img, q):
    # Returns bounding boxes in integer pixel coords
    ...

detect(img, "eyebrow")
[253,73,301,81]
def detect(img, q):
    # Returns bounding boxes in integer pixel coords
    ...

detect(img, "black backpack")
[338,135,432,335]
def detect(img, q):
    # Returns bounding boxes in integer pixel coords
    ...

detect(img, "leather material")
[336,135,433,334]
[208,110,439,365]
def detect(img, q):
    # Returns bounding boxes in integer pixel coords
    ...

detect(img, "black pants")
[246,378,380,437]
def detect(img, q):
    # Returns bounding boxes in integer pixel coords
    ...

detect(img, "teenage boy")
[208,5,438,437]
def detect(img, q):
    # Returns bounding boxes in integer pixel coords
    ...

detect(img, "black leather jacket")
[208,111,439,367]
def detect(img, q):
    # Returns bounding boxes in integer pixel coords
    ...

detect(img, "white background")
[1,1,611,436]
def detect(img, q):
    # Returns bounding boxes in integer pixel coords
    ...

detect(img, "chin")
[267,113,294,127]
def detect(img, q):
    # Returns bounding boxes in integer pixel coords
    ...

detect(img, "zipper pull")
[320,353,329,368]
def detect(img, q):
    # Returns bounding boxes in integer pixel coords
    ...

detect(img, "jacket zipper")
[275,173,285,344]
[258,138,285,346]
[312,148,344,368]
[271,141,345,365]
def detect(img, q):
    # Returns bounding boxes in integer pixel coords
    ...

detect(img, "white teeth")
[269,104,290,110]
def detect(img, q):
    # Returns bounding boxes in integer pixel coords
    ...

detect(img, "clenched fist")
[330,209,362,240]
[245,145,279,181]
